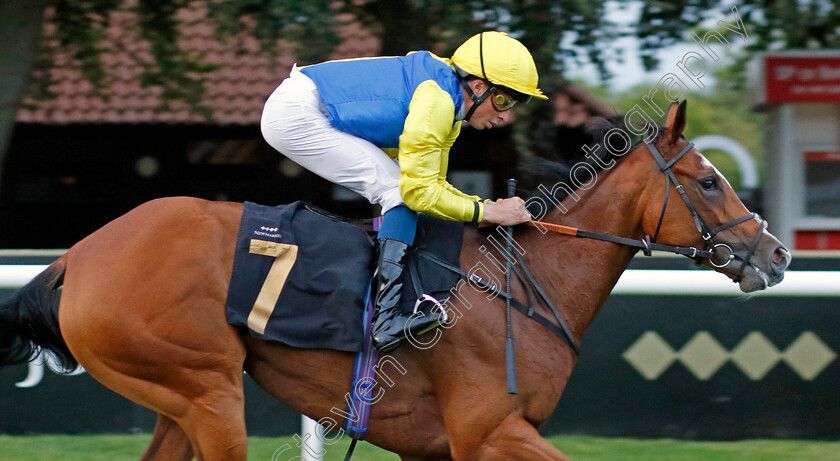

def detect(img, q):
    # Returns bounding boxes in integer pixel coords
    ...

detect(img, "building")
[4,2,613,248]
[749,50,840,250]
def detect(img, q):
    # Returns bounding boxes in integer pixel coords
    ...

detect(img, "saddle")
[224,201,463,352]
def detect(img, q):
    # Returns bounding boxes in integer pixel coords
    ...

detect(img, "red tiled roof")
[553,82,617,126]
[17,1,610,127]
[17,1,380,125]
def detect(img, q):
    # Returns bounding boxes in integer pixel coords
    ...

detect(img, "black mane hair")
[519,117,665,217]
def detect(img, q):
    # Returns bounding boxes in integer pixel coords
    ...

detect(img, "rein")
[414,140,767,368]
[528,141,766,279]
[526,220,719,260]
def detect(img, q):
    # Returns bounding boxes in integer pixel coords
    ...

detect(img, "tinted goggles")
[489,88,517,112]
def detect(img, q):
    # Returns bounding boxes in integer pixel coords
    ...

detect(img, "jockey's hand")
[481,197,531,227]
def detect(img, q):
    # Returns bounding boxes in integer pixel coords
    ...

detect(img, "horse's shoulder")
[460,224,479,243]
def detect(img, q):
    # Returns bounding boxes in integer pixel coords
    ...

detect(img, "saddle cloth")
[224,201,463,352]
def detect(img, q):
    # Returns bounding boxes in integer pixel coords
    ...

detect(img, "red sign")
[795,230,840,250]
[804,151,840,162]
[765,56,840,103]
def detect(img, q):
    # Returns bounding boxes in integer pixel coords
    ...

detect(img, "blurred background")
[5,0,837,249]
[1,0,839,453]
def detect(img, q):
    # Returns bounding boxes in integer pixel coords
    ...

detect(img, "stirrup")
[408,294,450,338]
[413,294,449,323]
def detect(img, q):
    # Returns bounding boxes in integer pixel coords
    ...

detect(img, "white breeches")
[260,66,404,214]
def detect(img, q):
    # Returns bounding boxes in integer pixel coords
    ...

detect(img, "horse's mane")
[519,117,666,214]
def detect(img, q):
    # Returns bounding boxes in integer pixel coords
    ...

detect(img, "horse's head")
[638,100,790,292]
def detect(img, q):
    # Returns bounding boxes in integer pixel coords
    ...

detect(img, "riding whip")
[505,178,518,395]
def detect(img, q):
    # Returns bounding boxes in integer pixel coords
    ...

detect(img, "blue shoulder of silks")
[300,52,463,148]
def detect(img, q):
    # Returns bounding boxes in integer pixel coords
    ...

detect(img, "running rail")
[2,265,839,296]
[612,270,840,296]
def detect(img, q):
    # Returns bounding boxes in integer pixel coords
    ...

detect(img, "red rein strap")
[526,220,579,236]
[525,219,719,261]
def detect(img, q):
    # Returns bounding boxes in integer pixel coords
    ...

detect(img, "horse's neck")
[516,165,648,341]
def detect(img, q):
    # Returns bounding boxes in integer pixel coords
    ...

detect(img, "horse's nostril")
[771,246,789,274]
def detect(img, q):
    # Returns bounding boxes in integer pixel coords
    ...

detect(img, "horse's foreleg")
[452,415,571,461]
[141,414,193,461]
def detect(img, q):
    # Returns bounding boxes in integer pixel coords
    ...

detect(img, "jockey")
[261,31,546,352]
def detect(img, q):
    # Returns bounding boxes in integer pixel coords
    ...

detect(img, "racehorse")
[0,101,790,460]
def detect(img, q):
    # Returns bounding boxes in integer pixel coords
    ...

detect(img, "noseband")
[646,141,766,281]
[528,141,766,282]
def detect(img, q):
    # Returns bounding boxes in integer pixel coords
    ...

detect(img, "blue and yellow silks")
[300,51,484,223]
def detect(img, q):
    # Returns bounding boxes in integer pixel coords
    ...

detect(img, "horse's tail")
[0,258,76,370]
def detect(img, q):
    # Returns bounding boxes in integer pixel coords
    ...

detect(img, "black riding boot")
[371,239,446,352]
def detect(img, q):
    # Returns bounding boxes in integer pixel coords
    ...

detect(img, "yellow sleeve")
[442,180,482,202]
[398,80,484,222]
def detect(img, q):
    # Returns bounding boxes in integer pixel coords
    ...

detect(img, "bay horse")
[0,101,790,460]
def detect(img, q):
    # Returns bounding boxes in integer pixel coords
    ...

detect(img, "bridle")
[420,140,768,360]
[646,141,766,281]
[528,140,767,282]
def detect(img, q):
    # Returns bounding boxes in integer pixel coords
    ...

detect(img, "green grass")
[555,436,840,461]
[0,434,839,460]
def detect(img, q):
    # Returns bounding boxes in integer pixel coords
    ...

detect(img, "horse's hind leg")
[65,338,249,460]
[56,198,250,459]
[66,333,249,461]
[141,414,193,461]
[175,379,248,460]
[59,276,250,459]
[59,284,250,461]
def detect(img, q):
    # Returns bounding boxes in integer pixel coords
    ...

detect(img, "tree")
[209,0,618,158]
[0,0,629,176]
[3,0,840,177]
[635,1,840,85]
[584,68,764,191]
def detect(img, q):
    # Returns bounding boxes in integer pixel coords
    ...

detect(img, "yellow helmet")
[451,31,548,101]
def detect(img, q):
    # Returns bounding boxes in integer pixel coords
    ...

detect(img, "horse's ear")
[664,100,687,144]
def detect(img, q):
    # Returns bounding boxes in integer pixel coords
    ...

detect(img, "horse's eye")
[701,178,718,191]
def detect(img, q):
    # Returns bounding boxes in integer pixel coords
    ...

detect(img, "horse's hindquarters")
[57,197,250,460]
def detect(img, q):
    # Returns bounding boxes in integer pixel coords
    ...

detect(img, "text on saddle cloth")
[224,201,464,352]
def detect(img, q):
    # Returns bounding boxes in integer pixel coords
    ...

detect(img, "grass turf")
[0,434,839,460]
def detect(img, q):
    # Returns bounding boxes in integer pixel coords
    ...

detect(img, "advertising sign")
[764,56,840,103]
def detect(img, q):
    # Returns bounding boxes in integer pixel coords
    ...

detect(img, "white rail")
[0,265,49,288]
[3,265,839,296]
[612,270,840,296]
